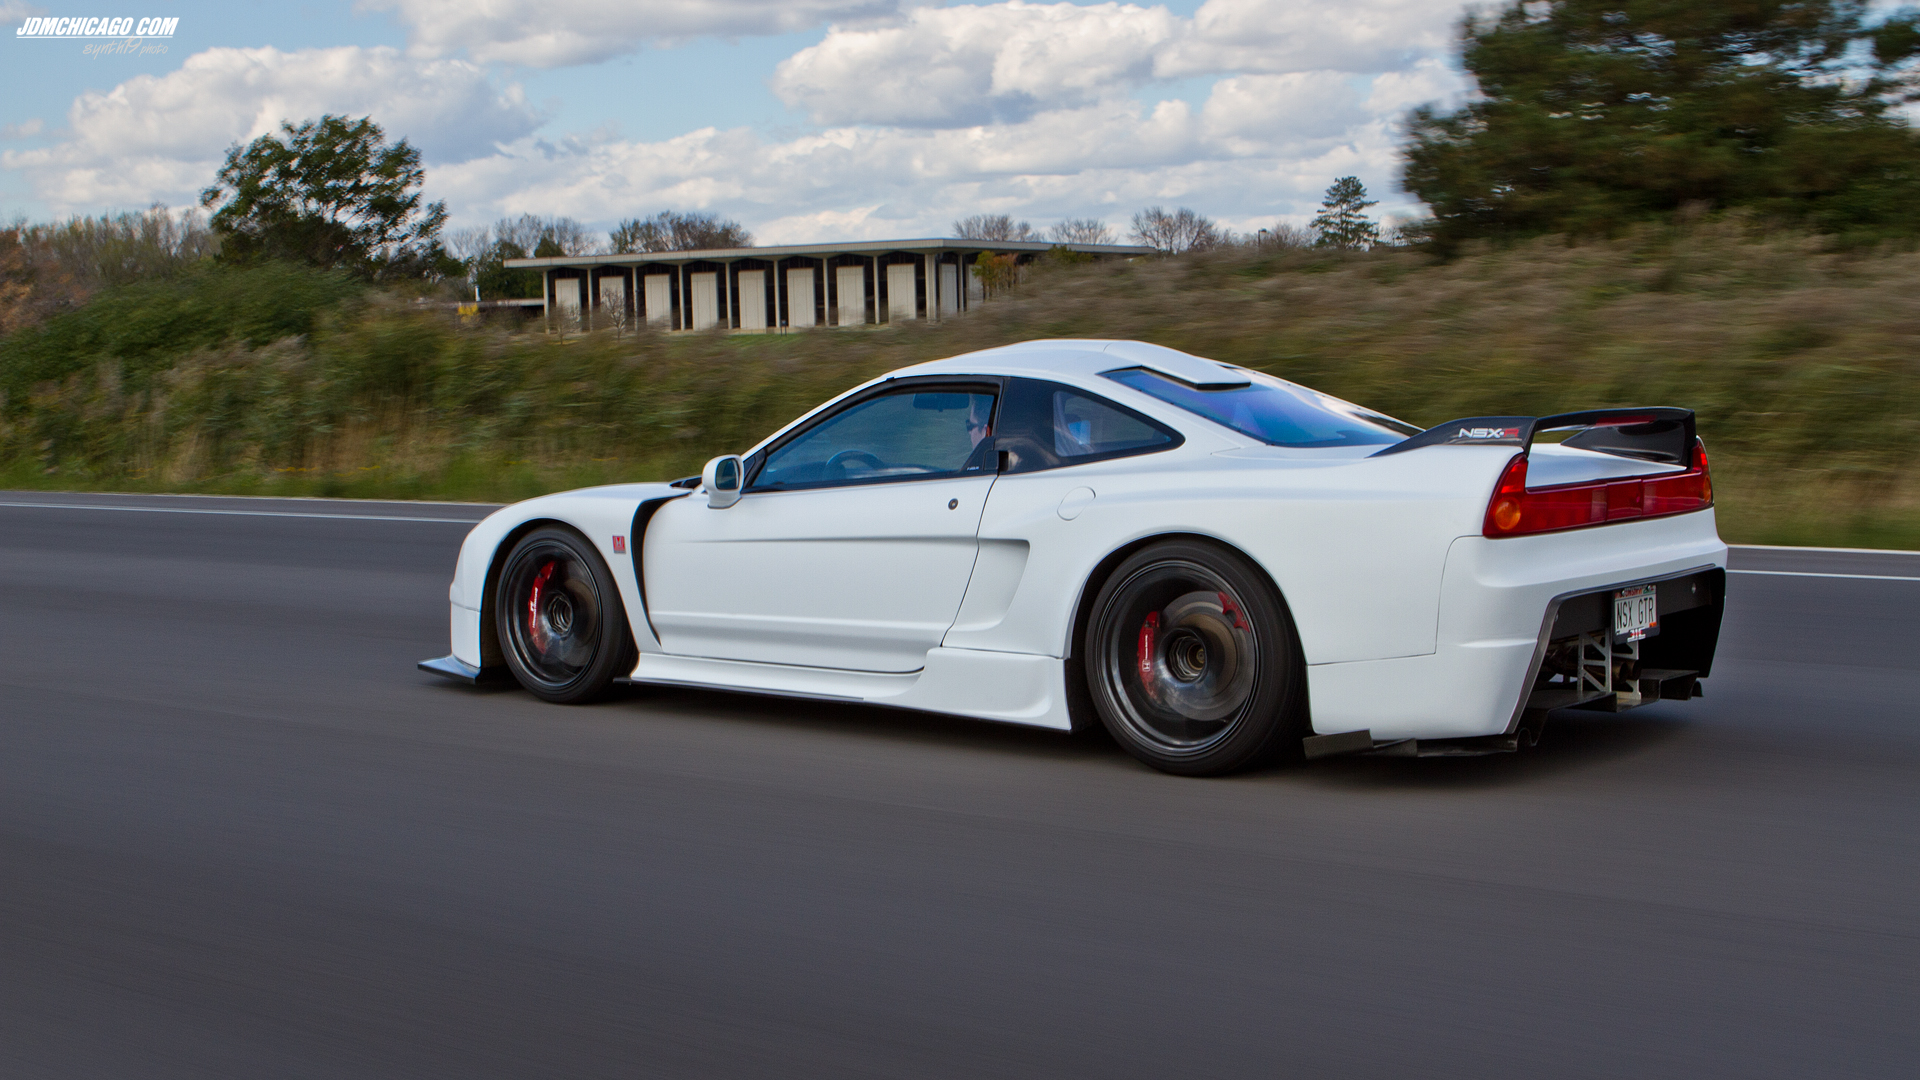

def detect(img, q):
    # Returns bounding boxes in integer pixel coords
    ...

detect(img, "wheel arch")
[477,516,582,671]
[1065,531,1290,660]
[1064,530,1311,734]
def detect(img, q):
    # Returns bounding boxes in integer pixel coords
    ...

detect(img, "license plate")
[1614,585,1658,641]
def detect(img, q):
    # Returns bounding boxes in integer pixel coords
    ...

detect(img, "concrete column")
[925,252,937,323]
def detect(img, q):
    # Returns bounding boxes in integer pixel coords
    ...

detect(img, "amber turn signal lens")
[1491,498,1522,531]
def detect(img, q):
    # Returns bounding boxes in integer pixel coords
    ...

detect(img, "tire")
[495,527,633,704]
[1083,539,1305,776]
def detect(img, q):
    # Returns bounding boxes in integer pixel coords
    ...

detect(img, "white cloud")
[425,74,1418,245]
[772,2,1179,126]
[771,1,1463,131]
[0,1,47,29]
[2,118,45,139]
[1165,0,1458,76]
[1364,56,1470,115]
[3,46,538,214]
[5,1,1469,235]
[360,0,901,67]
[1202,72,1366,148]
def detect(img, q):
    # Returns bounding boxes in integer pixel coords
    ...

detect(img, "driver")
[967,397,993,449]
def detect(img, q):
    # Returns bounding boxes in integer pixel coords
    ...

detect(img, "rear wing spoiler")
[1372,408,1699,466]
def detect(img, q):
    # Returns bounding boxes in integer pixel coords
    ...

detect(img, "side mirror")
[703,454,743,508]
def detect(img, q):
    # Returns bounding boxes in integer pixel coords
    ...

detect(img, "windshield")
[1103,367,1419,449]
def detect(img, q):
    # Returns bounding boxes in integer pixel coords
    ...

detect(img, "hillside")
[3,220,1917,547]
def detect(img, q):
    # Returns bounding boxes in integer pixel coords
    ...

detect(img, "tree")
[1251,223,1315,250]
[1402,1,1920,246]
[0,227,35,336]
[1311,177,1381,249]
[970,252,1021,296]
[200,115,448,278]
[1128,206,1223,253]
[448,215,597,299]
[498,214,595,258]
[1048,218,1113,245]
[470,239,534,300]
[609,211,752,253]
[953,214,1034,241]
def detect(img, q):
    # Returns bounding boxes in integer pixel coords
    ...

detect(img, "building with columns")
[503,237,1155,332]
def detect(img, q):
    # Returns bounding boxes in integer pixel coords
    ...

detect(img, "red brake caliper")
[527,561,556,651]
[1137,611,1160,689]
[1218,592,1248,630]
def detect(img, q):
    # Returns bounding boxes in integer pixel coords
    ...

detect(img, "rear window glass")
[1103,367,1419,448]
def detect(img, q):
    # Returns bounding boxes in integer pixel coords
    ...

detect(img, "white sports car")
[422,339,1725,775]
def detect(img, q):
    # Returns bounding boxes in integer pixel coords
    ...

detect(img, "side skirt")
[623,647,1074,730]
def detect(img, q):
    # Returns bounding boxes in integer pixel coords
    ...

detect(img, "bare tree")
[490,214,595,258]
[1,205,220,331]
[1248,223,1314,251]
[1128,206,1223,254]
[23,205,219,288]
[444,225,494,265]
[610,211,753,253]
[953,214,1035,241]
[454,215,593,300]
[1379,217,1432,247]
[1048,218,1113,245]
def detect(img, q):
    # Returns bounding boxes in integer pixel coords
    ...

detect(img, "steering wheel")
[825,449,884,476]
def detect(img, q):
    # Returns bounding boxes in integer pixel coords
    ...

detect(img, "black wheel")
[495,527,632,704]
[1084,540,1304,776]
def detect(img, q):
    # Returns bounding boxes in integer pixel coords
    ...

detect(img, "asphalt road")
[1,491,1915,1079]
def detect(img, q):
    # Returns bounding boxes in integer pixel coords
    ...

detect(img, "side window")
[752,387,997,490]
[1050,390,1171,459]
[996,379,1179,473]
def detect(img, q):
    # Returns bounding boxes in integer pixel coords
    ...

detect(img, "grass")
[3,219,1918,547]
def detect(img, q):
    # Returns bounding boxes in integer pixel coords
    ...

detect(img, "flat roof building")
[504,237,1154,332]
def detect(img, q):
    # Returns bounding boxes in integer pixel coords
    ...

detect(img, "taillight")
[1483,439,1713,538]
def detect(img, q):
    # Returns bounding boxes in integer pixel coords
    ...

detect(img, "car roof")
[740,340,1253,459]
[890,339,1248,388]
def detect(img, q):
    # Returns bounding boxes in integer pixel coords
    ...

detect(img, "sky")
[0,0,1476,244]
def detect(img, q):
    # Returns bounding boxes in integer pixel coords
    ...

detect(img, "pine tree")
[1311,177,1380,249]
[1400,1,1920,246]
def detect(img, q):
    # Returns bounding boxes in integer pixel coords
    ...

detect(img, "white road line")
[1728,569,1920,582]
[1729,543,1920,557]
[0,501,482,524]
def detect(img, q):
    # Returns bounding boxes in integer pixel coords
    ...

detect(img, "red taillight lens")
[1483,439,1713,538]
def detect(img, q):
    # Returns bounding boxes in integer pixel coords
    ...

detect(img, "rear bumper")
[1306,510,1726,742]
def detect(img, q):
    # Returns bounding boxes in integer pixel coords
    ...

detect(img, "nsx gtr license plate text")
[1614,585,1658,641]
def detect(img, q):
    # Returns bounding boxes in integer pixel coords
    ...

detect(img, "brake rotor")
[1135,590,1256,722]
